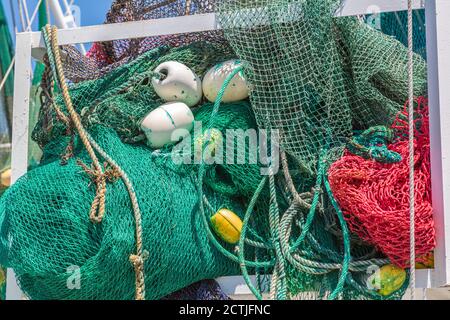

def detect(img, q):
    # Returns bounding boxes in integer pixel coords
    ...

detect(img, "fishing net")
[162,279,231,300]
[33,42,236,147]
[0,0,433,301]
[370,9,427,60]
[216,0,427,172]
[1,33,274,299]
[82,0,228,82]
[214,0,430,299]
[328,97,435,268]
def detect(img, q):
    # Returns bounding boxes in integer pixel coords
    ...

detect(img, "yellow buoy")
[378,264,407,296]
[210,208,243,244]
[0,267,5,286]
[1,168,11,187]
[416,252,434,269]
[194,129,223,160]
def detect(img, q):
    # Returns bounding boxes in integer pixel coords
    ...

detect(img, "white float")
[151,61,202,107]
[140,102,194,149]
[202,59,249,103]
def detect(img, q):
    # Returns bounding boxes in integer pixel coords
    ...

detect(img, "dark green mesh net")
[216,0,427,172]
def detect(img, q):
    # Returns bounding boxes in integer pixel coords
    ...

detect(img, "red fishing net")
[328,96,435,268]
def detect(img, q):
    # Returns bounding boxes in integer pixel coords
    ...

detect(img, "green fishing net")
[376,9,427,60]
[217,0,427,172]
[214,0,427,299]
[0,40,275,299]
[0,0,429,301]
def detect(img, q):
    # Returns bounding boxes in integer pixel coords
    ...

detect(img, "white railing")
[7,0,449,300]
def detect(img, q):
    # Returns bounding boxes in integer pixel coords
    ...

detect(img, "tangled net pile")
[0,0,435,300]
[328,97,435,268]
[216,0,427,172]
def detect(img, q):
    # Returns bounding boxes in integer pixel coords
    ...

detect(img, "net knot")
[129,250,149,268]
[347,126,402,164]
[129,250,149,301]
[77,160,122,223]
[77,160,122,184]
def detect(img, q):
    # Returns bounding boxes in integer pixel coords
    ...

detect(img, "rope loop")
[43,24,147,300]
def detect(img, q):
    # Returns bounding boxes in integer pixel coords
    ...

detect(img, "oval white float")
[140,102,194,149]
[151,61,202,107]
[203,60,249,103]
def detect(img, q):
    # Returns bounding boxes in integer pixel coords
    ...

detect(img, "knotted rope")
[346,126,402,163]
[197,63,392,300]
[43,25,147,300]
[44,25,108,224]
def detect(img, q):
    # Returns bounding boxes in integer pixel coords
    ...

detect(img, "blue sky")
[3,0,113,41]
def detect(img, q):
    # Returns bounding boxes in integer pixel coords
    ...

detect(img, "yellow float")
[210,208,243,244]
[378,264,407,296]
[1,168,11,187]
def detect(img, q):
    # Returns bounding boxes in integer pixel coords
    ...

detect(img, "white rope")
[0,0,43,93]
[407,0,416,300]
[26,0,44,32]
[21,0,31,29]
[17,0,26,31]
[0,57,15,94]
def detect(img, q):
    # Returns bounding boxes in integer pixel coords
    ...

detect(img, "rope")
[323,176,350,300]
[268,167,288,300]
[280,151,314,211]
[195,63,395,300]
[407,0,416,300]
[346,126,402,163]
[237,176,268,300]
[44,25,147,300]
[45,25,107,224]
[280,150,389,271]
[196,65,275,270]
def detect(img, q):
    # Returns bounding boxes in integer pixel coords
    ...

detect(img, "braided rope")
[279,202,388,272]
[407,0,416,300]
[281,150,383,269]
[323,176,350,300]
[196,65,275,269]
[280,151,314,211]
[237,176,268,300]
[45,25,107,223]
[44,25,147,300]
[268,168,288,300]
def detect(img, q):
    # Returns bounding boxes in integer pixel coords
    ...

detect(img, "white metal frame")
[6,0,448,300]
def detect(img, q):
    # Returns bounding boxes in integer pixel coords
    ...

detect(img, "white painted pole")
[425,0,450,288]
[46,0,85,54]
[47,0,68,29]
[6,32,33,300]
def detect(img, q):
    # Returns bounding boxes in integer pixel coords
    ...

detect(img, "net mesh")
[216,0,427,171]
[0,0,433,300]
[78,0,227,82]
[328,97,435,268]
